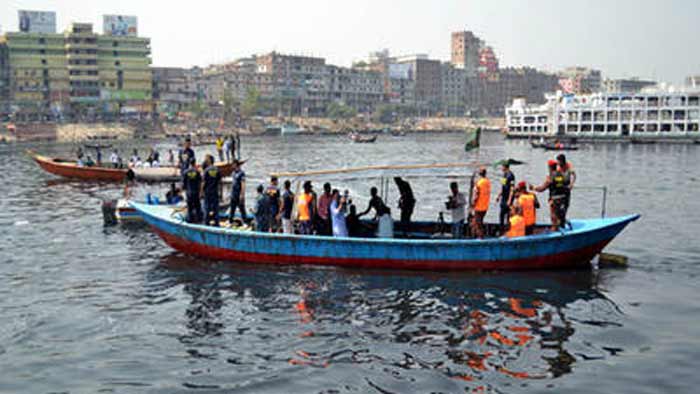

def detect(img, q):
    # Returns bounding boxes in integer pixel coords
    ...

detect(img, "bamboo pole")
[271,161,485,179]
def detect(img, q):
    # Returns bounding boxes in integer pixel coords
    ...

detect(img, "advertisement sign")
[388,63,413,80]
[103,15,138,37]
[18,10,57,34]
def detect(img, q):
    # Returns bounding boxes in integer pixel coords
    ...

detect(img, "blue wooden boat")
[131,202,639,271]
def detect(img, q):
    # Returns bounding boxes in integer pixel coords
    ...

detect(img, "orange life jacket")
[475,177,491,212]
[297,193,313,221]
[507,214,526,238]
[518,194,536,226]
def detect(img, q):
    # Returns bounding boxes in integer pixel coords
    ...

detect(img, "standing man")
[182,160,203,224]
[515,182,539,235]
[215,135,224,162]
[95,146,102,166]
[531,160,568,231]
[266,176,282,232]
[557,154,576,226]
[280,180,295,234]
[394,177,416,233]
[229,159,246,224]
[316,183,333,235]
[296,181,315,235]
[253,184,271,232]
[110,149,120,169]
[229,134,237,161]
[496,163,516,233]
[446,182,467,239]
[470,167,491,239]
[178,137,196,176]
[202,154,222,226]
[223,136,232,163]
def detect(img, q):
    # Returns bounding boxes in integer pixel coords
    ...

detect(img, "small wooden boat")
[131,202,639,271]
[542,143,579,151]
[133,161,236,182]
[350,134,377,143]
[29,152,128,182]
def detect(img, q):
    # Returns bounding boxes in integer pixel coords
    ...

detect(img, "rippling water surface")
[1,133,699,393]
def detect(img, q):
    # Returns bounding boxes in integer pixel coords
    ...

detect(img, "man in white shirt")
[446,182,467,239]
[110,150,120,168]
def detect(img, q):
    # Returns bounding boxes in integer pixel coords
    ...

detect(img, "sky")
[1,0,699,84]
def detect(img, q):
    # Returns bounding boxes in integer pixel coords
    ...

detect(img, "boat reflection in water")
[148,254,624,391]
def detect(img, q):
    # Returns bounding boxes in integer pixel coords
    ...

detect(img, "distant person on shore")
[470,167,491,239]
[110,149,120,169]
[496,163,516,233]
[182,160,203,224]
[359,186,393,238]
[215,136,224,162]
[316,183,333,235]
[330,189,349,237]
[514,181,539,235]
[202,154,222,227]
[530,160,568,231]
[228,159,247,225]
[280,180,295,234]
[296,181,315,235]
[266,176,281,232]
[446,182,467,239]
[253,184,271,232]
[394,177,416,234]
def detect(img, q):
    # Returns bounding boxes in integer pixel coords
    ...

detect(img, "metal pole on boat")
[601,186,608,218]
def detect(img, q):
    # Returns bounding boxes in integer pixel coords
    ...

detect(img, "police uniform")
[549,169,569,229]
[229,169,246,224]
[183,167,203,224]
[203,165,221,226]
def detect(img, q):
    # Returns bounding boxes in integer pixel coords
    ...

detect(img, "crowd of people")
[169,135,576,240]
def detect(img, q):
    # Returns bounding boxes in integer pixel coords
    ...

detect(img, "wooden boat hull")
[132,203,639,271]
[30,152,128,182]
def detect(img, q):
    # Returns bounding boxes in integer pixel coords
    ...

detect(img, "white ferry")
[506,89,700,140]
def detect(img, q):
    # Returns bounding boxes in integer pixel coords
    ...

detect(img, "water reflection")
[148,254,623,390]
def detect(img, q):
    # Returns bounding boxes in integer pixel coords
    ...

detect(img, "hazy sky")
[2,0,698,83]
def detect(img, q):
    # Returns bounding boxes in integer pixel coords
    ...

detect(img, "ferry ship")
[505,89,700,140]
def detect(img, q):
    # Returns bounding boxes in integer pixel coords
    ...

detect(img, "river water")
[1,132,699,393]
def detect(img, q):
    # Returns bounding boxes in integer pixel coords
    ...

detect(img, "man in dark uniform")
[531,160,568,231]
[394,177,416,233]
[182,160,203,224]
[496,163,516,233]
[178,137,196,175]
[202,154,222,226]
[229,159,247,224]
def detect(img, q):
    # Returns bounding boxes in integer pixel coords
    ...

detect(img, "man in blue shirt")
[202,154,222,226]
[229,159,247,224]
[178,137,196,175]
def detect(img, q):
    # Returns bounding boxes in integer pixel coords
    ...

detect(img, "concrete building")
[152,67,200,116]
[558,67,602,94]
[451,31,481,77]
[0,41,10,118]
[441,63,466,116]
[395,55,442,114]
[327,65,382,113]
[2,13,151,122]
[685,75,700,88]
[604,78,657,93]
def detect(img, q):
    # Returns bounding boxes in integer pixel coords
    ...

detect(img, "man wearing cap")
[229,159,247,225]
[530,160,568,231]
[496,163,516,234]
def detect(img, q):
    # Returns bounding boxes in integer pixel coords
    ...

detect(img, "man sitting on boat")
[358,187,393,238]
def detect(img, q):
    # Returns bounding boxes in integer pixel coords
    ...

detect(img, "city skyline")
[1,0,698,84]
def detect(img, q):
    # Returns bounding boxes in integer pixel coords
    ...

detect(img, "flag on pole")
[465,127,481,151]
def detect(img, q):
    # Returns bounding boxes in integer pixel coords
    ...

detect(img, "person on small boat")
[223,136,232,163]
[394,177,416,232]
[514,181,539,235]
[110,149,120,169]
[84,156,95,167]
[557,154,576,225]
[470,167,491,239]
[506,205,526,238]
[228,159,247,225]
[202,154,222,227]
[280,180,295,234]
[316,183,333,236]
[182,161,203,224]
[266,176,281,232]
[359,187,393,238]
[76,146,84,162]
[330,189,349,237]
[530,160,568,231]
[123,169,136,199]
[296,181,315,235]
[253,184,271,232]
[167,149,175,166]
[496,163,516,233]
[446,182,467,239]
[165,182,183,205]
[215,136,224,162]
[95,147,102,166]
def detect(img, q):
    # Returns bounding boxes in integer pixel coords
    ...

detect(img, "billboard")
[18,10,57,34]
[103,15,138,37]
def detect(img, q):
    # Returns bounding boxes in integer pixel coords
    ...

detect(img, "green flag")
[465,127,481,152]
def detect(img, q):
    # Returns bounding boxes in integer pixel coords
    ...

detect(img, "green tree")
[241,87,261,118]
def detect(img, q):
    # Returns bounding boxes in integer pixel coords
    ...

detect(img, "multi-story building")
[685,75,700,88]
[441,63,465,116]
[395,55,442,114]
[558,67,602,94]
[451,31,481,77]
[0,40,10,118]
[327,65,382,113]
[603,78,657,94]
[2,12,151,121]
[152,67,200,115]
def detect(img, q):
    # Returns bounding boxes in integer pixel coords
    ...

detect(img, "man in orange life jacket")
[514,181,539,235]
[506,205,526,238]
[531,160,568,231]
[470,166,491,239]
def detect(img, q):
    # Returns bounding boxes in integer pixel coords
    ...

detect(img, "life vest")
[297,193,313,221]
[475,177,491,212]
[549,170,567,199]
[507,214,526,238]
[518,193,536,226]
